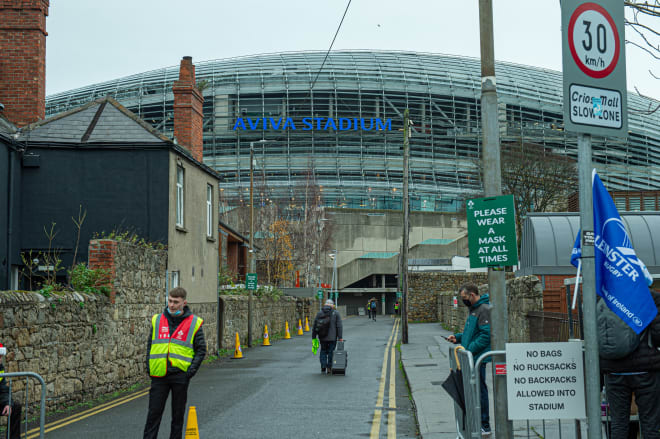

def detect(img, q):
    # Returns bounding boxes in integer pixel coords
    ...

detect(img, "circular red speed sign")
[568,2,620,79]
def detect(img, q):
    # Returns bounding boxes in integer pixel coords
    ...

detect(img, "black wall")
[0,139,22,289]
[19,146,170,282]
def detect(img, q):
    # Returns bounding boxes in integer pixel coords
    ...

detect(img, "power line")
[310,0,352,91]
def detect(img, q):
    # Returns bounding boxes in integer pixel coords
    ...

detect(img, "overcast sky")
[45,1,659,100]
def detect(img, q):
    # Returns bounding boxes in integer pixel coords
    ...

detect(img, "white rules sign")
[506,342,586,420]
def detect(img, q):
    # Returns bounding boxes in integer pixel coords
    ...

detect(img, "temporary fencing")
[0,372,46,439]
[448,347,588,439]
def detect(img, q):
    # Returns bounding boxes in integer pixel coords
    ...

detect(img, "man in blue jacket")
[447,284,491,435]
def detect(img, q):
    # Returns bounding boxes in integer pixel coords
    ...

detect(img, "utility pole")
[479,1,512,437]
[402,108,410,344]
[248,139,267,348]
[317,220,322,312]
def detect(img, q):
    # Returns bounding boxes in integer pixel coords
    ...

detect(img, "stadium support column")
[479,1,512,437]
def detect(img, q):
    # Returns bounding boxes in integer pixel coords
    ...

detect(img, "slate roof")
[519,212,660,276]
[17,97,169,144]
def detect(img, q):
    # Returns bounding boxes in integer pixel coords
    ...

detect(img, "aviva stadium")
[45,51,660,212]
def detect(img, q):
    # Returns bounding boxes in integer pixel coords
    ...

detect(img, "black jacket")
[146,306,207,378]
[0,363,10,407]
[600,290,660,373]
[312,306,343,342]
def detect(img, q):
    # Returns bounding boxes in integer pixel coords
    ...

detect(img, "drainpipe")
[6,146,14,290]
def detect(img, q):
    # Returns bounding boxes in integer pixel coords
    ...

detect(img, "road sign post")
[561,2,626,438]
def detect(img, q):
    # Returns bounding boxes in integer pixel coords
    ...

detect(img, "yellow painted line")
[371,319,399,439]
[26,389,149,438]
[387,318,398,438]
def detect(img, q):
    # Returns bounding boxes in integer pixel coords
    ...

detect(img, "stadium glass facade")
[45,51,660,212]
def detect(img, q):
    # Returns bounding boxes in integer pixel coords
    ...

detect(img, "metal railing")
[0,372,46,439]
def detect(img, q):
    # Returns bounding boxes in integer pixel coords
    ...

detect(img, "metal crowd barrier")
[448,346,481,439]
[0,372,46,439]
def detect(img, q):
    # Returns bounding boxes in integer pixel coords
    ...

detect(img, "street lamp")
[248,139,267,347]
[328,250,338,306]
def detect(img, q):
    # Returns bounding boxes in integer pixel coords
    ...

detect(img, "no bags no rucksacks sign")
[466,195,518,268]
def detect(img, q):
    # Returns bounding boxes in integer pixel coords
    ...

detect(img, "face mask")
[462,299,472,307]
[168,307,182,316]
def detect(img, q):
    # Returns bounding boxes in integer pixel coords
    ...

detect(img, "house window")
[171,271,180,289]
[207,184,213,237]
[176,166,184,227]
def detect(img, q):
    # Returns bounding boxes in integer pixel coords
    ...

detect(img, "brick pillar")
[0,0,49,127]
[88,239,118,303]
[173,56,204,162]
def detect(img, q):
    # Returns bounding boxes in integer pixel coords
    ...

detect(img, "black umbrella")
[441,346,466,429]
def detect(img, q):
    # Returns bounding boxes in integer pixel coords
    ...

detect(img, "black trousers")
[605,372,660,439]
[4,402,21,439]
[143,373,190,439]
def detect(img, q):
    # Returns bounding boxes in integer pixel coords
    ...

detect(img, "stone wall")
[218,295,317,348]
[408,272,491,322]
[436,275,543,343]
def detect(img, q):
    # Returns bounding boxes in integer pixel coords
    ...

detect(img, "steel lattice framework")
[46,51,660,212]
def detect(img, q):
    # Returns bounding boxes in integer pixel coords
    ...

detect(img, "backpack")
[597,298,642,360]
[370,301,376,310]
[315,311,333,338]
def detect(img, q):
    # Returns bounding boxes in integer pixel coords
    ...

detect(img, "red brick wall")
[173,56,204,162]
[88,239,118,303]
[0,0,49,126]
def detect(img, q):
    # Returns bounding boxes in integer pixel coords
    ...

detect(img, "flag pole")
[572,259,581,310]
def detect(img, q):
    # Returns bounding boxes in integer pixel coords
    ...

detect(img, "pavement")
[400,322,494,439]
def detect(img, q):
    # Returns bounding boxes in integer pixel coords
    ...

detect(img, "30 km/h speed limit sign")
[561,0,627,137]
[568,3,620,79]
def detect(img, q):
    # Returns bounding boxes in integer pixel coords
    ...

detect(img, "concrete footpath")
[400,322,494,439]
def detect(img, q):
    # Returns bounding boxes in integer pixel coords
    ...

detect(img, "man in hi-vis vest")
[143,287,206,439]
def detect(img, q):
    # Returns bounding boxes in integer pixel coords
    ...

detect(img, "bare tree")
[625,1,660,113]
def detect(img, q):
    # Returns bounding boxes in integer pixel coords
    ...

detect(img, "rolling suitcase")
[331,340,348,375]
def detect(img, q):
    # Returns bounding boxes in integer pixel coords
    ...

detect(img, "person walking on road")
[0,344,21,439]
[447,284,491,435]
[312,299,343,374]
[394,301,399,316]
[601,289,660,439]
[366,300,372,319]
[144,287,206,439]
[370,298,377,321]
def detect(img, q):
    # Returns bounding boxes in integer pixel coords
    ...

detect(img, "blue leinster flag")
[592,170,657,333]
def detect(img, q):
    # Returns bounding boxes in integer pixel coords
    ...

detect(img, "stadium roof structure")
[46,50,660,213]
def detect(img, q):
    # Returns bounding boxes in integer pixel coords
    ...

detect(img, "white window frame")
[171,271,180,289]
[206,184,213,237]
[176,166,184,227]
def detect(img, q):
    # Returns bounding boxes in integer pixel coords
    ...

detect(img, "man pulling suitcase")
[312,299,343,374]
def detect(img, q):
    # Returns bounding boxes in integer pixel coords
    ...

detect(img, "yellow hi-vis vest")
[148,313,203,377]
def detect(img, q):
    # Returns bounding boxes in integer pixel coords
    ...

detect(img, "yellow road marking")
[371,318,399,439]
[26,388,149,438]
[387,318,398,438]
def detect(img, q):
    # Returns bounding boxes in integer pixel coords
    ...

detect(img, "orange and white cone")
[184,406,200,438]
[297,319,304,336]
[284,321,292,339]
[304,317,310,332]
[233,332,243,359]
[263,325,271,346]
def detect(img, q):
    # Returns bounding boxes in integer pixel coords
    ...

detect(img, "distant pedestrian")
[394,301,399,316]
[601,290,660,439]
[366,301,372,319]
[447,284,491,435]
[0,344,21,439]
[144,287,206,439]
[370,298,377,321]
[312,299,343,374]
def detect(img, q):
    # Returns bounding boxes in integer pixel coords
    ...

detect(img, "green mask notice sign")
[466,195,518,268]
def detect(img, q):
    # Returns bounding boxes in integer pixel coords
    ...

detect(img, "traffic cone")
[304,317,310,332]
[297,319,304,336]
[263,325,271,346]
[184,406,200,438]
[232,332,243,359]
[284,321,291,339]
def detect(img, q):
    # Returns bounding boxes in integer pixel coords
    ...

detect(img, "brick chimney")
[173,56,204,162]
[0,0,49,127]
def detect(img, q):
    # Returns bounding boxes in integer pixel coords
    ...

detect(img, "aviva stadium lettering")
[233,117,392,131]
